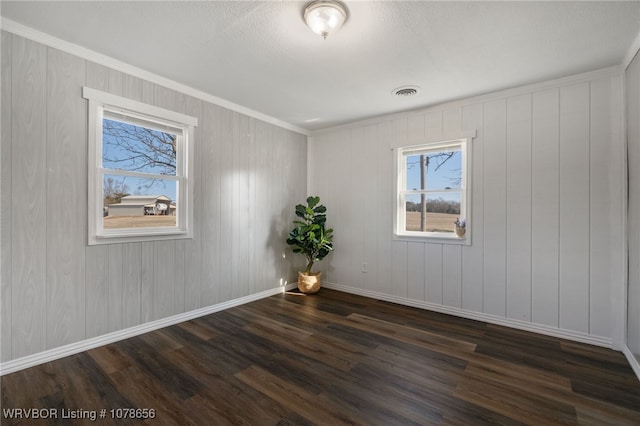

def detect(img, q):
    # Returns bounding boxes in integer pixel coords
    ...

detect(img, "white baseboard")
[0,283,297,376]
[1,281,618,376]
[623,345,640,380]
[322,282,613,349]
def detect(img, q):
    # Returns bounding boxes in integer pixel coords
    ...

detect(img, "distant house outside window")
[83,87,197,245]
[394,135,473,245]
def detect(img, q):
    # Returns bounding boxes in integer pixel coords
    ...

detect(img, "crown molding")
[0,18,310,136]
[623,25,640,70]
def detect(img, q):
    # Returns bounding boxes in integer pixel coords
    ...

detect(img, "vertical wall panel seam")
[482,104,486,313]
[440,244,443,302]
[558,88,562,328]
[138,244,142,323]
[459,244,463,308]
[504,99,509,317]
[375,124,381,294]
[44,46,49,349]
[423,242,428,302]
[480,103,485,314]
[530,92,534,322]
[587,80,596,334]
[105,67,111,330]
[120,248,125,327]
[8,31,14,359]
[404,242,408,297]
[83,59,88,340]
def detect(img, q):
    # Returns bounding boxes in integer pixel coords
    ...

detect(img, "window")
[394,134,473,244]
[83,87,197,245]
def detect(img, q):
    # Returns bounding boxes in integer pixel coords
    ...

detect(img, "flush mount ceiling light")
[304,0,348,39]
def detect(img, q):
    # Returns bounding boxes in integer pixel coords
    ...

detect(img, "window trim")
[393,132,475,245]
[83,87,197,245]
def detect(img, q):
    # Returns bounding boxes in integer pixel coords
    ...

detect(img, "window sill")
[90,229,191,246]
[393,232,471,246]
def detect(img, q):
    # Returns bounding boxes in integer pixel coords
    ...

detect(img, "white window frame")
[393,132,475,245]
[83,87,197,245]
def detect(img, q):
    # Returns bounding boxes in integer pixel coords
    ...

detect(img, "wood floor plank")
[175,318,219,341]
[2,288,639,425]
[460,362,632,422]
[162,349,289,425]
[454,374,578,425]
[87,344,133,375]
[345,312,478,355]
[235,365,357,425]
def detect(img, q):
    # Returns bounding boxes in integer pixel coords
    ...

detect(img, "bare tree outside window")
[102,119,177,176]
[103,176,129,206]
[101,118,179,229]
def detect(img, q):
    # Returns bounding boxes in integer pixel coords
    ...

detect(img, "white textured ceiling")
[2,1,640,131]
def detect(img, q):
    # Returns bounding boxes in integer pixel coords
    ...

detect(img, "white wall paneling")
[626,50,640,371]
[442,244,462,309]
[200,102,222,308]
[1,31,13,361]
[407,242,425,301]
[505,94,532,322]
[310,68,625,345]
[254,119,271,292]
[0,32,306,367]
[406,112,428,302]
[424,244,443,305]
[558,82,591,334]
[482,99,508,318]
[376,122,393,295]
[84,61,112,339]
[531,88,560,328]
[391,241,408,299]
[461,103,484,313]
[361,124,380,292]
[589,76,617,339]
[182,95,204,312]
[11,35,48,359]
[346,126,367,290]
[45,48,87,349]
[121,243,142,329]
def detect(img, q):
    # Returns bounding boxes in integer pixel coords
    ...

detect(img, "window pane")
[405,150,462,191]
[102,174,177,229]
[405,192,461,232]
[102,118,177,176]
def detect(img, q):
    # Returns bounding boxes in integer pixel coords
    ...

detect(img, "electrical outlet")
[362,262,368,273]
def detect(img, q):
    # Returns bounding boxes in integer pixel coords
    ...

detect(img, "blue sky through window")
[405,150,461,195]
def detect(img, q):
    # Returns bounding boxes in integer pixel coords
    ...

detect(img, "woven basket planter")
[298,272,322,294]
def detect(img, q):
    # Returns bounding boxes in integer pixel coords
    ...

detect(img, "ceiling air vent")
[392,86,421,97]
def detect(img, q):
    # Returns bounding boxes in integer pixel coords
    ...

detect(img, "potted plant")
[286,196,334,293]
[454,217,466,238]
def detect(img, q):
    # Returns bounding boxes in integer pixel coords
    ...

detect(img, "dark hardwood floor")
[2,288,639,425]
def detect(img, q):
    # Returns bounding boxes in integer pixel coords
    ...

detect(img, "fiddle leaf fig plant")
[286,196,334,274]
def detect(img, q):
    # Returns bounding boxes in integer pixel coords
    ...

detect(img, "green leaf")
[307,196,320,208]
